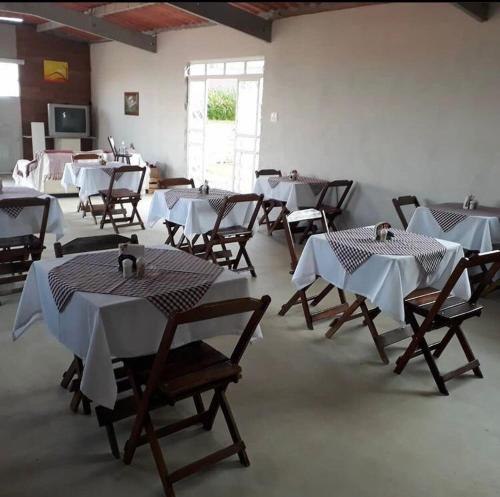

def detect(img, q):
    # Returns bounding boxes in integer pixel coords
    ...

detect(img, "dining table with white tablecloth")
[12,245,261,409]
[0,186,65,240]
[61,161,149,202]
[292,229,470,324]
[147,188,257,237]
[407,204,500,253]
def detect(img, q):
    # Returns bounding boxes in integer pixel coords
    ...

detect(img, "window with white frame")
[186,59,264,78]
[0,61,20,97]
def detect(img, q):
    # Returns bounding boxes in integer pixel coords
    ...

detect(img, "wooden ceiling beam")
[166,2,272,42]
[0,1,157,52]
[453,2,489,22]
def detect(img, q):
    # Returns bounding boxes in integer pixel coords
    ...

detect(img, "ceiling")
[0,2,489,49]
[0,2,381,43]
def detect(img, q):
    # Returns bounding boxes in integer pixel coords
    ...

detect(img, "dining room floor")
[1,193,500,497]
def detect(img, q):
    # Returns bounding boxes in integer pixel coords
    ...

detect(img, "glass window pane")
[246,60,264,75]
[187,80,205,130]
[225,61,245,75]
[0,62,19,97]
[206,63,224,75]
[189,63,205,76]
[236,80,259,135]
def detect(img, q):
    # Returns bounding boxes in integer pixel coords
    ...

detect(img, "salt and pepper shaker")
[136,257,145,279]
[0,178,3,193]
[463,194,472,210]
[122,258,134,278]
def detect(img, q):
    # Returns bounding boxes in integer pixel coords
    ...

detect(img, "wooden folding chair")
[158,177,196,248]
[278,209,370,330]
[298,180,353,243]
[108,136,131,164]
[55,233,139,414]
[394,250,500,394]
[97,166,146,234]
[255,169,286,234]
[191,194,263,277]
[73,152,102,216]
[392,195,420,230]
[0,197,50,288]
[95,295,270,497]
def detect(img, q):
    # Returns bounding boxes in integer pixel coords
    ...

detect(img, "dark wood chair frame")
[278,210,378,330]
[298,180,353,243]
[190,194,263,277]
[91,166,146,234]
[158,177,196,248]
[0,196,50,287]
[56,234,139,414]
[254,169,286,234]
[108,136,132,164]
[394,250,500,394]
[72,153,103,217]
[392,195,420,230]
[95,296,270,497]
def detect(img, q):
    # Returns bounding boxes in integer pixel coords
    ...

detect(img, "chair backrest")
[283,209,327,270]
[105,166,147,197]
[158,177,195,189]
[0,197,51,282]
[108,136,117,158]
[211,193,264,237]
[54,234,138,258]
[315,180,353,211]
[417,250,500,330]
[392,195,420,230]
[143,296,271,395]
[0,197,50,245]
[255,169,281,178]
[72,153,101,162]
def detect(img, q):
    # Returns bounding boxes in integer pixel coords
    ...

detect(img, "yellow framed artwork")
[43,60,69,83]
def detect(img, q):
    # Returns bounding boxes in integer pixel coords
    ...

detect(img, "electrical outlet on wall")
[270,112,278,123]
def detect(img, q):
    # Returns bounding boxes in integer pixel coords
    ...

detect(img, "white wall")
[0,24,22,172]
[91,3,500,227]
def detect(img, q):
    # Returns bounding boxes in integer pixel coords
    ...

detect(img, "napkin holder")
[118,253,136,273]
[375,222,394,242]
[119,243,145,259]
[199,180,210,195]
[0,178,3,193]
[289,169,298,181]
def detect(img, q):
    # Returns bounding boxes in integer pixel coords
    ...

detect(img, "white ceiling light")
[0,16,24,23]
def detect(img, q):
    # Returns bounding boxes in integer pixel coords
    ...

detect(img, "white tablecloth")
[103,152,146,166]
[147,189,256,237]
[0,187,65,240]
[292,233,470,323]
[61,162,148,201]
[12,246,261,409]
[253,176,335,212]
[407,206,500,252]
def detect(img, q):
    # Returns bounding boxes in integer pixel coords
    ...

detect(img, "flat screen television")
[47,103,90,138]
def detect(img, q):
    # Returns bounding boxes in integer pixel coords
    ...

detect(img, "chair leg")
[310,283,335,306]
[455,326,483,378]
[394,313,425,374]
[420,336,449,395]
[60,357,78,389]
[105,423,121,459]
[202,390,222,431]
[433,327,456,358]
[299,290,313,330]
[240,244,256,277]
[218,390,250,467]
[193,393,205,414]
[359,300,389,364]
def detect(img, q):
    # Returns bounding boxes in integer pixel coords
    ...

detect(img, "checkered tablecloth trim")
[268,176,328,195]
[102,168,125,181]
[48,248,223,317]
[429,208,467,232]
[325,227,446,274]
[164,188,236,218]
[0,206,24,218]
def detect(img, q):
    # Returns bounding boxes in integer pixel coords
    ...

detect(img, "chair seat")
[123,341,241,398]
[210,225,250,236]
[0,234,41,250]
[99,188,140,199]
[405,287,483,323]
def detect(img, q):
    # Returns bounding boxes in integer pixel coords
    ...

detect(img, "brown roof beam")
[167,2,272,41]
[453,2,489,22]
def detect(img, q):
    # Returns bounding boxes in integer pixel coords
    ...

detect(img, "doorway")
[186,59,264,192]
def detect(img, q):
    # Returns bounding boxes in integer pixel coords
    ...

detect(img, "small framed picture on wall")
[124,92,139,116]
